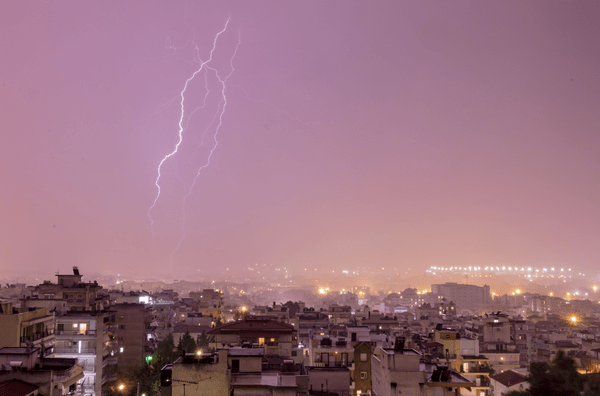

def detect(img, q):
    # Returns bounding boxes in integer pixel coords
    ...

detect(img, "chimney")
[73,266,80,276]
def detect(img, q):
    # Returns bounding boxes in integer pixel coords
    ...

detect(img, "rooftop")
[491,370,527,387]
[0,347,39,356]
[0,379,39,396]
[228,348,265,357]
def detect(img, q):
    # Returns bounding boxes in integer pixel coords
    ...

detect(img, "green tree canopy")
[506,350,583,396]
[178,330,197,354]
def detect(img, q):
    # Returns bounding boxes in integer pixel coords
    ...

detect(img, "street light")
[118,384,125,391]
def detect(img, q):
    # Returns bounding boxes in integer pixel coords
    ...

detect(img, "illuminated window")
[73,323,78,328]
[120,347,124,353]
[258,338,265,346]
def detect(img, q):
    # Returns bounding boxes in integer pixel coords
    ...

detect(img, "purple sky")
[1,2,599,279]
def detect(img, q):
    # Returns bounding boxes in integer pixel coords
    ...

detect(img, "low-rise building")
[490,370,528,396]
[208,316,296,358]
[0,347,84,395]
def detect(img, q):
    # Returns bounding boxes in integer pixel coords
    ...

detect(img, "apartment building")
[160,348,309,396]
[430,283,491,311]
[0,347,84,395]
[0,302,55,357]
[208,316,296,357]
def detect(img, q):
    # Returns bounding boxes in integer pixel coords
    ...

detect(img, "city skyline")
[1,2,599,278]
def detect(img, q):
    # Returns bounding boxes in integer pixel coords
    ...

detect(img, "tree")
[233,310,248,321]
[506,350,583,396]
[177,330,197,354]
[196,331,211,350]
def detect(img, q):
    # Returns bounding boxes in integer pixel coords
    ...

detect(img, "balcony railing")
[472,377,491,387]
[20,330,54,343]
[463,366,492,374]
[54,346,97,354]
[313,361,349,368]
[55,330,97,337]
[231,373,299,387]
[53,365,84,383]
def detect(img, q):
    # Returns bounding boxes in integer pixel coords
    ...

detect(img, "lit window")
[73,323,78,328]
[120,347,124,353]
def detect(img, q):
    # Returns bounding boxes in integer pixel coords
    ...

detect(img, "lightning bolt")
[169,30,241,266]
[148,18,232,238]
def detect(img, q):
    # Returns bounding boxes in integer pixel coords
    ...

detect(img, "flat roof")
[0,379,39,396]
[0,347,39,355]
[381,348,421,355]
[228,348,265,357]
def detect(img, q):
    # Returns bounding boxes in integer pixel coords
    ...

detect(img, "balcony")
[53,364,85,384]
[471,376,491,388]
[54,346,97,354]
[103,355,118,366]
[431,352,457,360]
[312,361,349,368]
[20,329,54,343]
[55,330,97,337]
[231,373,299,387]
[462,366,492,374]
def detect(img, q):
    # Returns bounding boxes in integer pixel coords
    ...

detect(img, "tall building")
[27,267,115,396]
[54,311,116,395]
[430,283,491,311]
[109,303,153,371]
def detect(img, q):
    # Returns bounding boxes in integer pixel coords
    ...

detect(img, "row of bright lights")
[430,266,574,273]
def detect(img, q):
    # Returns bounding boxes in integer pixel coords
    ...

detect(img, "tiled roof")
[173,324,212,334]
[208,317,295,335]
[492,370,527,387]
[0,379,39,396]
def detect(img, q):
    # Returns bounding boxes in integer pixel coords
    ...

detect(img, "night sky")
[1,2,599,279]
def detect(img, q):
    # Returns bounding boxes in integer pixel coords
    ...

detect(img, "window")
[120,347,124,353]
[291,350,297,357]
[360,353,367,362]
[360,371,368,379]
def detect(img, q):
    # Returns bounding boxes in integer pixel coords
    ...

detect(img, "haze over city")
[1,1,599,281]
